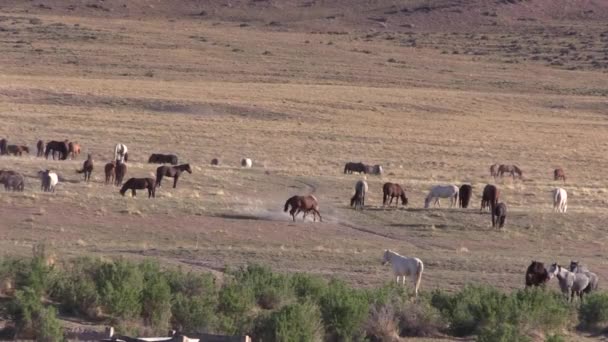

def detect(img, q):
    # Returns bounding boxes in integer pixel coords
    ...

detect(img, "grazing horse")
[382,249,424,297]
[492,202,507,228]
[498,164,523,179]
[120,177,156,198]
[283,195,322,222]
[68,142,81,159]
[156,164,192,188]
[114,143,128,163]
[104,162,115,185]
[114,162,127,186]
[490,163,499,178]
[350,180,368,210]
[552,188,567,213]
[36,140,44,157]
[0,138,7,155]
[382,182,408,207]
[241,158,252,168]
[459,184,472,208]
[424,185,458,208]
[38,170,58,192]
[0,173,24,191]
[548,263,590,302]
[525,261,550,287]
[481,184,499,213]
[371,165,383,175]
[148,153,178,165]
[344,162,369,174]
[554,168,566,182]
[76,154,94,182]
[45,140,69,160]
[570,261,599,294]
[6,145,29,156]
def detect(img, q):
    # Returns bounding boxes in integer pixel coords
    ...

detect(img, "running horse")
[283,195,322,222]
[156,164,192,188]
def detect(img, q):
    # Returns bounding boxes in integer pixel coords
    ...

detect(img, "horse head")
[424,196,431,209]
[547,263,559,279]
[401,193,409,206]
[185,164,193,173]
[569,260,579,272]
[382,249,391,265]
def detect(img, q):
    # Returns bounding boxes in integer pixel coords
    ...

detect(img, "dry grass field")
[0,1,608,338]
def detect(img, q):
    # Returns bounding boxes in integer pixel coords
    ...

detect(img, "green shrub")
[254,302,324,342]
[579,292,608,328]
[545,334,566,342]
[476,323,530,342]
[166,268,216,297]
[51,258,101,318]
[232,264,291,309]
[36,306,65,342]
[140,261,172,333]
[217,282,255,335]
[512,288,571,333]
[290,273,327,302]
[95,259,143,320]
[319,279,368,341]
[10,288,64,341]
[171,293,215,333]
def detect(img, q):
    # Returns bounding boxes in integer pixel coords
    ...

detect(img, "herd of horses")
[525,260,599,301]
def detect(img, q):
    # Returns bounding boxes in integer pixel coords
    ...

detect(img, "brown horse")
[68,142,81,159]
[492,202,507,228]
[480,184,499,213]
[76,154,94,182]
[498,164,523,179]
[554,168,566,182]
[45,140,69,160]
[120,177,156,198]
[489,163,499,178]
[283,195,322,222]
[6,145,29,156]
[114,162,127,186]
[36,140,44,157]
[382,182,408,207]
[104,162,116,185]
[344,162,370,174]
[156,164,192,188]
[459,184,472,208]
[525,261,550,287]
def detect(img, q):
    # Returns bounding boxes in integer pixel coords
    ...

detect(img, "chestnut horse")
[104,162,115,185]
[120,177,156,198]
[68,142,81,159]
[554,168,566,182]
[76,154,94,182]
[6,145,29,156]
[382,182,408,207]
[480,184,499,213]
[283,195,322,222]
[36,140,44,157]
[156,164,192,188]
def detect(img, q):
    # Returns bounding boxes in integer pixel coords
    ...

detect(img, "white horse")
[241,158,252,168]
[548,263,590,302]
[552,188,567,213]
[114,143,128,163]
[38,170,58,193]
[382,249,424,297]
[424,185,459,208]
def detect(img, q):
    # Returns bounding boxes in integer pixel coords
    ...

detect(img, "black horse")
[492,202,507,228]
[344,162,370,174]
[120,177,156,198]
[45,140,69,160]
[156,164,192,188]
[0,138,7,155]
[148,153,178,165]
[459,184,472,208]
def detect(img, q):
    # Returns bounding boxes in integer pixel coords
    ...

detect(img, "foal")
[76,154,94,182]
[104,162,115,185]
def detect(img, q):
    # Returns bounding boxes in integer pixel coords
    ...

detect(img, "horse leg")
[132,189,136,197]
[173,176,178,189]
[157,175,162,187]
[315,209,322,222]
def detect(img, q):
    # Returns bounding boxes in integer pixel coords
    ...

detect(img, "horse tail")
[415,260,424,295]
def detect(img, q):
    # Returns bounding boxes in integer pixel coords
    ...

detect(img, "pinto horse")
[76,154,94,182]
[120,177,156,198]
[114,162,127,186]
[554,168,566,182]
[424,185,458,208]
[283,195,322,222]
[36,140,44,157]
[45,140,69,160]
[459,184,472,208]
[480,184,499,213]
[498,164,523,179]
[350,180,368,210]
[525,261,550,288]
[156,164,192,188]
[382,182,408,207]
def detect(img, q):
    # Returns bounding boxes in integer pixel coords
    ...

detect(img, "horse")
[492,202,507,228]
[0,173,24,191]
[554,168,566,182]
[552,188,567,213]
[283,195,322,222]
[114,162,127,186]
[0,138,7,155]
[38,170,58,192]
[6,145,29,156]
[241,158,252,168]
[480,184,499,213]
[344,162,369,174]
[490,163,499,178]
[211,158,220,166]
[548,263,590,302]
[114,143,128,163]
[371,165,383,175]
[68,142,81,159]
[120,177,156,198]
[148,153,178,165]
[498,164,523,179]
[382,182,408,207]
[458,184,472,208]
[525,261,550,287]
[381,249,424,297]
[76,154,94,182]
[570,261,599,294]
[424,185,458,208]
[156,164,192,188]
[350,180,368,210]
[45,140,69,160]
[36,140,44,157]
[104,162,115,185]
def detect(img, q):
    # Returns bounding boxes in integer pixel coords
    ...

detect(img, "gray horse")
[548,263,590,302]
[570,261,599,293]
[350,180,368,210]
